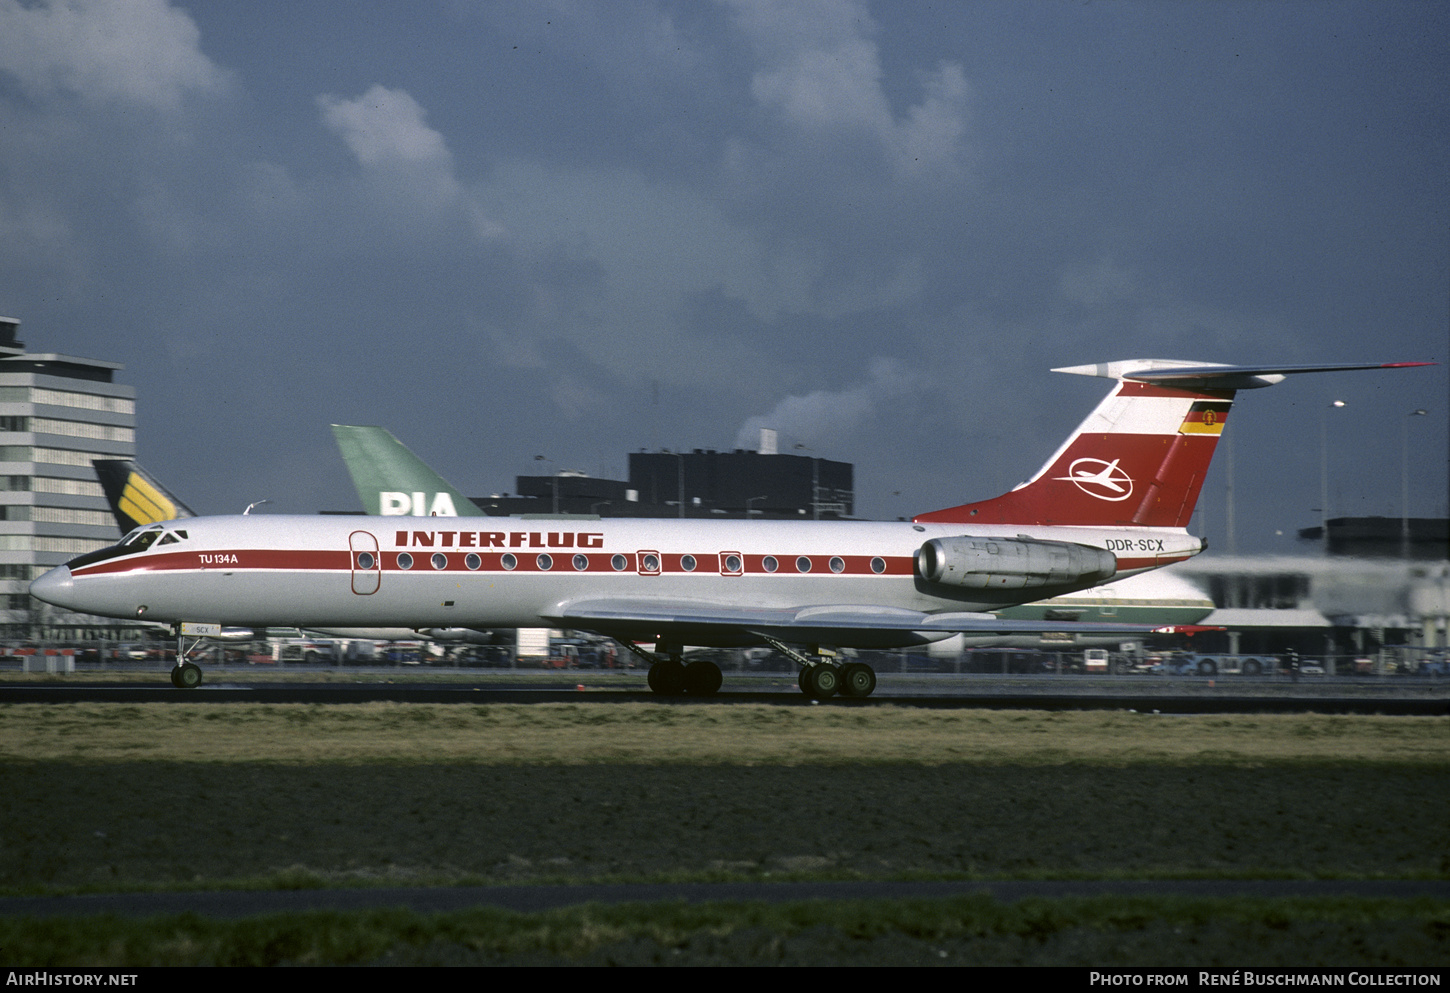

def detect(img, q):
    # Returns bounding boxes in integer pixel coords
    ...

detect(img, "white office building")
[0,317,137,642]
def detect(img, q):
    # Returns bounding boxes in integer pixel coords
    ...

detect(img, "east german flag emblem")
[1179,401,1231,435]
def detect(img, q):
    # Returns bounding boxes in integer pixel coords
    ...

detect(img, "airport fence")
[5,643,1444,679]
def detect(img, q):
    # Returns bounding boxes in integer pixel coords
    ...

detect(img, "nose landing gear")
[170,661,203,689]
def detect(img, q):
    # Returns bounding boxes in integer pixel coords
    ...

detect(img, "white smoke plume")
[732,357,914,451]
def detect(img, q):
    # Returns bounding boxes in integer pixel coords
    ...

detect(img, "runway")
[2,669,1447,713]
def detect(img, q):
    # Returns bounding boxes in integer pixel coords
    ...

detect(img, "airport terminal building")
[474,438,853,521]
[0,317,136,643]
[1174,517,1449,664]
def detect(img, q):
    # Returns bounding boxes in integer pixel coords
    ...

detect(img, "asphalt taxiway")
[2,670,1446,713]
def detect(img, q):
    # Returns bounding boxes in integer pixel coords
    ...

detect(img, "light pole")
[1319,400,1346,547]
[1402,409,1429,559]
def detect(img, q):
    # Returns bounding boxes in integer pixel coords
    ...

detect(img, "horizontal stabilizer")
[1053,359,1435,391]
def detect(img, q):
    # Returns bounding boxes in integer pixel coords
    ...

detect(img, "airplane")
[331,423,1219,649]
[34,358,1430,696]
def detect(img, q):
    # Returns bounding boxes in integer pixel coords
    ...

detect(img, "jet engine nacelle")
[917,536,1117,590]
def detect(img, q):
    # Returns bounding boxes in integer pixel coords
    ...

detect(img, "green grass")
[3,895,1447,966]
[2,703,1446,764]
[2,701,1445,966]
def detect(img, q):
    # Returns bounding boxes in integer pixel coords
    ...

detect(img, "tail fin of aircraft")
[93,460,197,533]
[914,360,1433,529]
[330,425,487,517]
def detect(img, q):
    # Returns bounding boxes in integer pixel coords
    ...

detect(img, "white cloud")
[317,84,504,240]
[0,0,226,111]
[722,0,970,176]
[317,85,451,168]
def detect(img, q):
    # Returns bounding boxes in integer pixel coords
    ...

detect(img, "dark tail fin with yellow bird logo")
[92,460,197,534]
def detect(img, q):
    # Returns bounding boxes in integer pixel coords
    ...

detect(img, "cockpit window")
[65,525,182,570]
[122,526,163,551]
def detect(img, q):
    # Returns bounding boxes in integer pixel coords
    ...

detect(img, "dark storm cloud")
[0,0,1442,551]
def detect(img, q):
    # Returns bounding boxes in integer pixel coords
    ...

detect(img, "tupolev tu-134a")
[30,359,1432,697]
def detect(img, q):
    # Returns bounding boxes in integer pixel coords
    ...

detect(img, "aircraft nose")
[29,565,75,609]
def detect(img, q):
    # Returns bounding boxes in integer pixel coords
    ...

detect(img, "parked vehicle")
[1176,653,1277,676]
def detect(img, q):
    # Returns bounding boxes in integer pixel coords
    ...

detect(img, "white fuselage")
[33,514,1202,643]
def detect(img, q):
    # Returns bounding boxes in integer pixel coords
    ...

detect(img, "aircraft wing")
[543,598,1173,650]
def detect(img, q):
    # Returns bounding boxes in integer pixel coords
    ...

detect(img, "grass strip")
[2,703,1446,765]
[2,895,1447,966]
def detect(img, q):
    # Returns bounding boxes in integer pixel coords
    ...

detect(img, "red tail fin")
[916,378,1232,528]
[914,358,1434,529]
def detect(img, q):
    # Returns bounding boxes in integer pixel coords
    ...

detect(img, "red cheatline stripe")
[75,550,917,577]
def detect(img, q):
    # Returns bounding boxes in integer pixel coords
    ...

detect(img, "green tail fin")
[330,425,487,517]
[93,460,197,533]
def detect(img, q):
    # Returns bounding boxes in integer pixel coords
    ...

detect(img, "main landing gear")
[616,640,723,696]
[619,636,879,700]
[763,635,877,700]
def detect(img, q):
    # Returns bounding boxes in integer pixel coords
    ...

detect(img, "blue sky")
[0,0,1444,553]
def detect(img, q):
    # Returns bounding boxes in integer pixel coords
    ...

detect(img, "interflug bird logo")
[1056,457,1134,502]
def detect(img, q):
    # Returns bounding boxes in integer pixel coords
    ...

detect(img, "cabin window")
[796,556,812,573]
[572,554,588,571]
[431,553,447,570]
[829,556,845,574]
[762,556,778,573]
[397,552,414,570]
[536,553,553,571]
[611,554,628,571]
[464,553,482,570]
[501,553,517,571]
[870,557,886,574]
[680,554,696,572]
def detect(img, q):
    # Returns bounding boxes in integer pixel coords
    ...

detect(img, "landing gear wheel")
[801,664,839,700]
[683,660,723,696]
[171,662,203,689]
[837,662,877,698]
[647,658,686,695]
